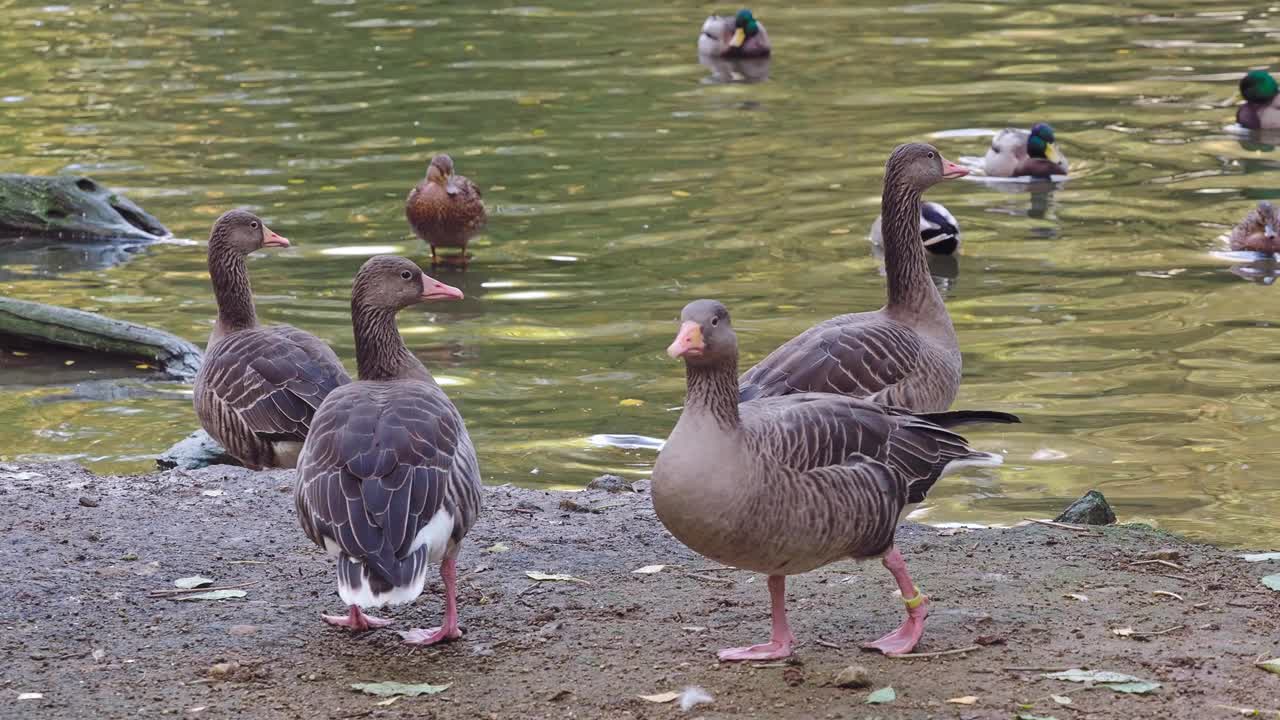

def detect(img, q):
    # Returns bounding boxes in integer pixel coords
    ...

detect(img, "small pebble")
[78,496,99,508]
[833,664,871,689]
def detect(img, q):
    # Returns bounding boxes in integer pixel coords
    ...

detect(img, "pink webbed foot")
[322,605,392,631]
[861,595,929,656]
[717,636,795,661]
[397,625,463,646]
[717,575,796,662]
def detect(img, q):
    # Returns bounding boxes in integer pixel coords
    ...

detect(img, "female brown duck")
[405,154,487,266]
[655,299,1018,659]
[1230,201,1280,253]
[295,256,481,644]
[738,144,967,412]
[192,209,350,469]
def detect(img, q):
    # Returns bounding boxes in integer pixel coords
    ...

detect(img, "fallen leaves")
[174,589,247,602]
[638,691,680,703]
[174,576,214,589]
[1258,658,1280,675]
[1042,669,1160,694]
[1241,552,1280,562]
[865,687,896,704]
[1262,574,1280,591]
[1050,694,1072,705]
[947,695,978,704]
[351,681,450,697]
[632,564,666,574]
[525,571,591,585]
[17,693,43,701]
[1151,590,1184,601]
[619,398,645,407]
[482,542,510,554]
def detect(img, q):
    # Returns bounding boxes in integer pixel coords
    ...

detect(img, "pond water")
[2,0,1279,546]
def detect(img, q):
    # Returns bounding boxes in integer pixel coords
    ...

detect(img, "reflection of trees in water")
[0,238,152,279]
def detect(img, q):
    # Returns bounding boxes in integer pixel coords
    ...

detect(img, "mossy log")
[0,298,201,380]
[0,174,168,241]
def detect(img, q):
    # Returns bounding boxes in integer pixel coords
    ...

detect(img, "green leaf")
[1105,681,1161,694]
[525,571,591,584]
[1043,669,1141,684]
[865,687,896,704]
[1241,552,1280,562]
[1258,658,1280,675]
[1050,695,1072,705]
[174,576,214,589]
[1016,714,1059,720]
[1262,574,1280,591]
[174,589,246,601]
[351,681,451,697]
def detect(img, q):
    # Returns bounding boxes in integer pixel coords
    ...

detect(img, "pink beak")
[420,274,464,301]
[262,225,290,248]
[667,321,705,359]
[941,156,969,180]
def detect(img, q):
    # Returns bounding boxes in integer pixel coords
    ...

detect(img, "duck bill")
[940,158,969,180]
[1267,224,1278,240]
[667,321,705,359]
[729,27,746,48]
[262,226,290,248]
[420,275,464,301]
[1043,142,1063,165]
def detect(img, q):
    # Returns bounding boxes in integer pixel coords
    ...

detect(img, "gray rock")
[833,664,871,689]
[1055,490,1116,525]
[586,474,632,493]
[157,430,239,471]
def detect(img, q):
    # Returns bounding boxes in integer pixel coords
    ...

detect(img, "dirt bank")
[1,462,1277,719]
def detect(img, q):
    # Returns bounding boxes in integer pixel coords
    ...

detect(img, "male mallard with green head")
[983,123,1068,178]
[698,9,771,58]
[405,154,487,267]
[1238,70,1280,131]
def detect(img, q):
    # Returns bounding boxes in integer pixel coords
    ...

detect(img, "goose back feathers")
[192,209,350,469]
[296,256,480,641]
[739,144,967,412]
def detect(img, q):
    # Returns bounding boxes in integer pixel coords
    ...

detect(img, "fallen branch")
[1131,625,1184,637]
[814,637,842,650]
[891,644,981,660]
[1129,559,1183,570]
[1151,590,1184,602]
[1023,518,1096,534]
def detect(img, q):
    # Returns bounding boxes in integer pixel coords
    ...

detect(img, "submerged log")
[0,298,201,380]
[0,174,169,242]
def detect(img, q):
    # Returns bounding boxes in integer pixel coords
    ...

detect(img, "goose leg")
[717,575,795,661]
[322,605,393,631]
[399,557,463,646]
[862,547,929,656]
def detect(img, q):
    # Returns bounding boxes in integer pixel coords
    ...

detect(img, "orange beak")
[940,156,969,180]
[262,225,290,248]
[420,274,464,301]
[667,321,705,359]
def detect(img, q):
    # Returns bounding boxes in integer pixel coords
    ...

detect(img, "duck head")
[667,299,737,367]
[886,143,968,192]
[1027,123,1063,165]
[353,255,464,312]
[426,154,461,196]
[1247,201,1280,241]
[1241,70,1279,105]
[209,208,289,255]
[730,9,760,49]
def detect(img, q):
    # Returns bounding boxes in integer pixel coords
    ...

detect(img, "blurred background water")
[2,0,1279,545]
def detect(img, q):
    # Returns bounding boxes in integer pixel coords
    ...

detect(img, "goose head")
[886,143,968,192]
[352,255,464,312]
[209,209,289,255]
[667,299,737,367]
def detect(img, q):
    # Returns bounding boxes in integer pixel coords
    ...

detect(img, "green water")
[2,0,1278,545]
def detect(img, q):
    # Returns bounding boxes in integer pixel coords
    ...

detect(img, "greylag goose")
[983,123,1068,178]
[870,201,961,256]
[654,299,1019,659]
[405,154,487,267]
[1230,201,1280,253]
[1238,70,1280,130]
[192,209,351,469]
[698,9,771,58]
[295,255,481,645]
[738,144,967,411]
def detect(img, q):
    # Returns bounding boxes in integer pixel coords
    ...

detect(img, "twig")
[814,637,842,650]
[495,507,537,514]
[1131,625,1183,637]
[1129,559,1183,570]
[1023,518,1095,533]
[891,644,981,659]
[680,572,735,587]
[691,566,741,573]
[227,560,267,565]
[1155,573,1196,584]
[1004,665,1074,672]
[1151,590,1184,601]
[147,581,259,597]
[516,583,542,598]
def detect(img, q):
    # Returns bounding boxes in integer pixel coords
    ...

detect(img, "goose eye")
[401,270,412,280]
[250,221,259,228]
[927,152,935,159]
[710,317,719,327]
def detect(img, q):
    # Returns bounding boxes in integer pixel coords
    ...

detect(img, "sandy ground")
[1,462,1278,719]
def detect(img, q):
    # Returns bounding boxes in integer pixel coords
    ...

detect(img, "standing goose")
[983,123,1068,178]
[295,256,481,645]
[1237,70,1280,131]
[655,299,1018,659]
[405,154,487,267]
[738,144,967,411]
[192,209,351,469]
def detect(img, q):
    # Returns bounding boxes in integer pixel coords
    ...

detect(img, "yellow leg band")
[903,587,926,610]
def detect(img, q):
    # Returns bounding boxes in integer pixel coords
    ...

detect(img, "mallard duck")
[983,123,1068,178]
[192,209,351,469]
[1238,70,1280,130]
[295,255,481,643]
[1230,201,1280,253]
[739,144,968,411]
[697,9,771,58]
[655,299,1019,659]
[870,201,961,256]
[405,154,487,267]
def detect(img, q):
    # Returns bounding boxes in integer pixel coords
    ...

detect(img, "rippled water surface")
[3,0,1280,545]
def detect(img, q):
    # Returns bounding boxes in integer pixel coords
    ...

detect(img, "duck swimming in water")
[983,123,1068,178]
[1237,70,1280,131]
[698,9,771,58]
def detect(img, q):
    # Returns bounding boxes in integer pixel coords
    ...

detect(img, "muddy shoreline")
[2,462,1277,719]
